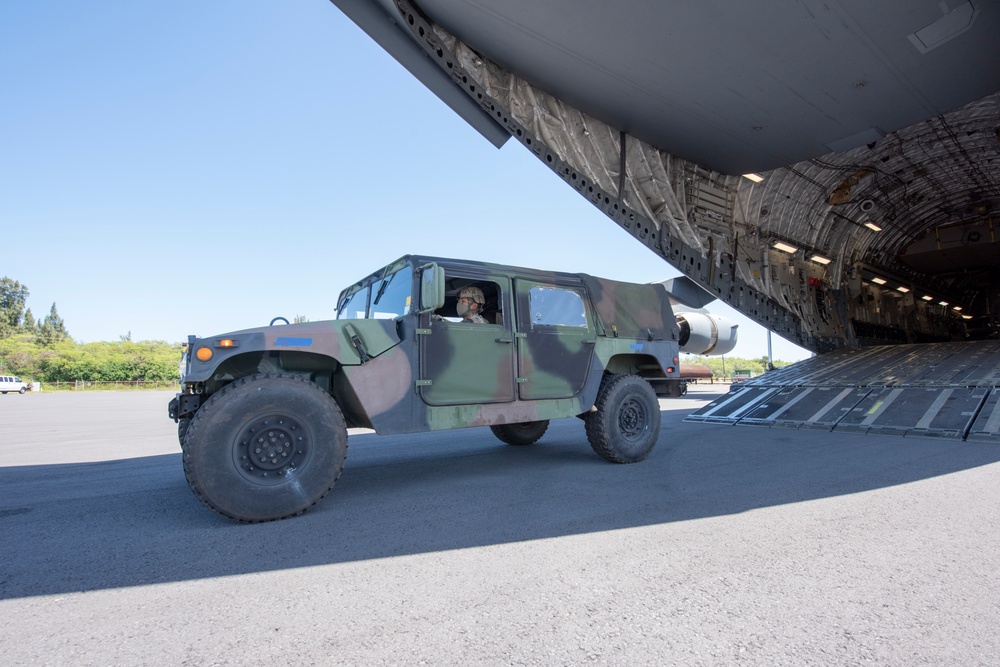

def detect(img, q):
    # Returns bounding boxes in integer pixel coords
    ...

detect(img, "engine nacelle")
[676,312,738,356]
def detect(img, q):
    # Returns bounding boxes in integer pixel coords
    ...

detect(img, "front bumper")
[168,393,203,423]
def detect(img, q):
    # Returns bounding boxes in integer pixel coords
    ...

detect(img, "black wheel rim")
[232,413,312,486]
[618,397,647,441]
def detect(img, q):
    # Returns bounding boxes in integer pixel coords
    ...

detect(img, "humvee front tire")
[177,417,191,448]
[183,374,348,522]
[585,374,660,463]
[490,420,549,446]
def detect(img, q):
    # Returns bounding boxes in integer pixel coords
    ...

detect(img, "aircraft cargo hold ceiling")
[330,0,1000,352]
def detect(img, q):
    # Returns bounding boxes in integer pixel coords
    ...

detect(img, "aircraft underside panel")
[686,341,1000,442]
[370,0,1000,355]
[385,0,819,350]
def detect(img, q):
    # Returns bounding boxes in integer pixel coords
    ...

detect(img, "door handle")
[495,337,513,344]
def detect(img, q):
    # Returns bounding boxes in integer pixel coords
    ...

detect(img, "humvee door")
[418,275,515,405]
[514,278,596,399]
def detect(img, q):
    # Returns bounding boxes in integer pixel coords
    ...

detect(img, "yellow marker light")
[195,347,213,362]
[218,339,236,348]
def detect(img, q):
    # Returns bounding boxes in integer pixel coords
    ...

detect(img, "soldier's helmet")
[459,286,485,305]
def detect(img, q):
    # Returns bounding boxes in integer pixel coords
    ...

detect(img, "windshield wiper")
[372,271,396,306]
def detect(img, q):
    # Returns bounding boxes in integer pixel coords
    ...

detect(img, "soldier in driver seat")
[455,286,488,323]
[432,285,490,324]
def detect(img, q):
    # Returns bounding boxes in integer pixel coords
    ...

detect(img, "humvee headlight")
[196,347,213,362]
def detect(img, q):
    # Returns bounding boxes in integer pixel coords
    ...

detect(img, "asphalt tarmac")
[1,386,999,665]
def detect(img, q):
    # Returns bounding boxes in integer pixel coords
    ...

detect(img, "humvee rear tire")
[183,374,348,522]
[490,420,549,446]
[585,374,660,463]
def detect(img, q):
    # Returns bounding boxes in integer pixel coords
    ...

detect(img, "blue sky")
[1,1,810,361]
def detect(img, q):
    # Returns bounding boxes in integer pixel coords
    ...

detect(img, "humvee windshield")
[337,265,413,320]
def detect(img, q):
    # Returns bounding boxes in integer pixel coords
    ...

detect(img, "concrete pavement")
[1,387,998,665]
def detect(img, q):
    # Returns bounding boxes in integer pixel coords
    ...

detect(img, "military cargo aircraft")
[325,1,1000,440]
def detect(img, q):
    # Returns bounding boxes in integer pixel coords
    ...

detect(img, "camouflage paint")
[513,277,595,400]
[173,255,680,436]
[581,275,677,339]
[419,318,515,405]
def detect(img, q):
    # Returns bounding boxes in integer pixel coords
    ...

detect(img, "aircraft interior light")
[896,286,910,293]
[742,173,765,183]
[952,306,962,311]
[939,301,949,306]
[921,295,934,301]
[870,276,888,285]
[808,254,832,265]
[772,241,798,253]
[864,221,883,232]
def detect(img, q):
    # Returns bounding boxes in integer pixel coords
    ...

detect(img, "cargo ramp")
[685,341,1000,443]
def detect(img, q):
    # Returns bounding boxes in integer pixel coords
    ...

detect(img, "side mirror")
[417,263,444,313]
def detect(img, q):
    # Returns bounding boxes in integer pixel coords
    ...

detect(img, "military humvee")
[169,256,682,522]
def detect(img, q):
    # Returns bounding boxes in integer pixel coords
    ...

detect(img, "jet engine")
[676,312,738,356]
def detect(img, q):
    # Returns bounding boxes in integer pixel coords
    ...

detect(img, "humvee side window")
[529,286,587,328]
[436,278,503,324]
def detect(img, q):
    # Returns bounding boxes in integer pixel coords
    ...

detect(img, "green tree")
[683,354,778,378]
[23,308,36,329]
[0,277,30,338]
[293,315,309,323]
[37,303,70,346]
